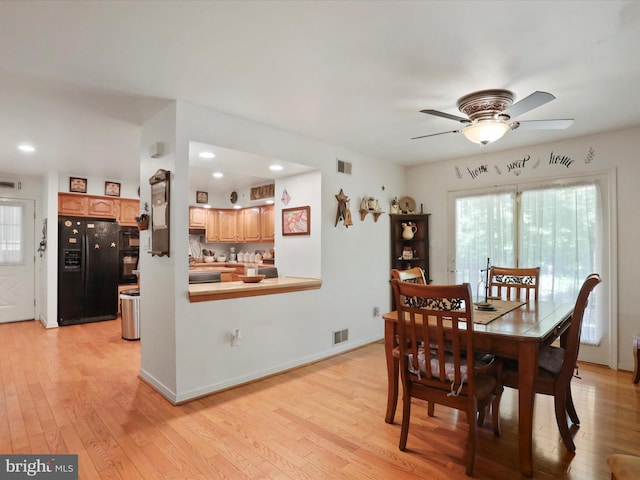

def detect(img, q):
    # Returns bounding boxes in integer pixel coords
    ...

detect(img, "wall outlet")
[231,329,241,347]
[373,306,381,317]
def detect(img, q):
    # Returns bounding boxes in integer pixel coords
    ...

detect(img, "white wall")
[138,102,179,398]
[140,101,403,402]
[405,126,640,371]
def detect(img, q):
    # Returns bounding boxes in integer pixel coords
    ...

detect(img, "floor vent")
[333,328,349,345]
[0,178,19,190]
[336,159,352,175]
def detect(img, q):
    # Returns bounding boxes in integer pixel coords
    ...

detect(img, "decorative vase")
[401,222,417,240]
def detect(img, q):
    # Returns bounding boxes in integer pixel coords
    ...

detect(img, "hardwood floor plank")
[1,319,639,479]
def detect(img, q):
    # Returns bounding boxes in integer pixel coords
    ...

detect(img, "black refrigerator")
[58,217,119,326]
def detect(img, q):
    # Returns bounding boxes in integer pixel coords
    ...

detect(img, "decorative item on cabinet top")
[398,195,416,214]
[196,191,208,204]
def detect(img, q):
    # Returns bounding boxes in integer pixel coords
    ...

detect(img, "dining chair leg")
[427,401,435,417]
[566,384,580,425]
[465,405,478,476]
[399,392,412,451]
[491,388,503,437]
[554,388,576,452]
[476,404,487,427]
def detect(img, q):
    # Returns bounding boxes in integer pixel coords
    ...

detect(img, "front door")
[0,198,35,323]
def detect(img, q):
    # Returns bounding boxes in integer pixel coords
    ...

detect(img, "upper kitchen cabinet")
[205,209,219,242]
[189,206,207,228]
[58,193,88,216]
[260,205,275,242]
[243,207,261,242]
[218,209,240,242]
[59,193,139,224]
[87,197,118,218]
[118,198,140,226]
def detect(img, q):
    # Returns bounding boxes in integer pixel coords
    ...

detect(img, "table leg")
[518,342,538,477]
[384,319,399,424]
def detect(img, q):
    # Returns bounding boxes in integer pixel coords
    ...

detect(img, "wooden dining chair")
[391,266,426,284]
[391,279,503,476]
[489,266,540,301]
[502,273,601,452]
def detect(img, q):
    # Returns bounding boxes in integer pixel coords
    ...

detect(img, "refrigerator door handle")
[82,232,88,287]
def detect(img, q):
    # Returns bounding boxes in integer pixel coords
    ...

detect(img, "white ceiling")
[1,1,639,185]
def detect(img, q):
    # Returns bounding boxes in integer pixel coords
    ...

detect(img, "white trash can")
[120,288,140,340]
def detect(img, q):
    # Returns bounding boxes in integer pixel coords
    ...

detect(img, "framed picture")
[282,206,310,236]
[105,181,121,197]
[69,177,87,193]
[196,191,208,204]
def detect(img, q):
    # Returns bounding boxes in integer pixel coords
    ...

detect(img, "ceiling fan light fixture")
[462,120,510,145]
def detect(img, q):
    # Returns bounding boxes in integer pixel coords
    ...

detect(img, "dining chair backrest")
[559,273,602,383]
[391,279,477,397]
[489,266,540,302]
[391,267,426,284]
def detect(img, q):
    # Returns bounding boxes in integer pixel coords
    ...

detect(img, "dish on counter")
[238,274,265,283]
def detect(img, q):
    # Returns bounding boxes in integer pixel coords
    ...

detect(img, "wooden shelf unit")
[389,213,430,282]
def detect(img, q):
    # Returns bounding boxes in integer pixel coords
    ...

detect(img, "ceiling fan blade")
[512,119,574,130]
[420,109,470,124]
[411,129,460,140]
[503,91,555,118]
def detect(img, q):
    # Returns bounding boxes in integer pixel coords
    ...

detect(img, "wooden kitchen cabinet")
[243,207,261,242]
[59,193,138,222]
[197,205,275,243]
[260,205,275,241]
[87,197,117,218]
[218,209,239,242]
[58,193,88,216]
[205,209,219,242]
[118,198,140,226]
[189,207,207,228]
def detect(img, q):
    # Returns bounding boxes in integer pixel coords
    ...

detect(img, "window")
[452,175,607,347]
[0,202,25,265]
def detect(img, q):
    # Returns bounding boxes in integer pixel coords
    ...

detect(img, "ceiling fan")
[412,89,574,145]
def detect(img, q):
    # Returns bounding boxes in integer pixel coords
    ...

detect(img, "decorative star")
[72,229,79,234]
[94,244,100,249]
[111,242,116,248]
[335,188,350,227]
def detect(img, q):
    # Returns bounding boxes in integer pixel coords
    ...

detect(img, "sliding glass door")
[448,173,612,365]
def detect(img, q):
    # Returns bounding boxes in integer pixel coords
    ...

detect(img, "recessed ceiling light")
[269,165,283,171]
[265,199,274,204]
[18,144,35,153]
[199,151,215,159]
[212,172,223,178]
[233,205,242,209]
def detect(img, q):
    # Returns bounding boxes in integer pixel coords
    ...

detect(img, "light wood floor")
[1,319,638,479]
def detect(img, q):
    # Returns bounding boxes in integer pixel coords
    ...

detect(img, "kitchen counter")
[188,276,322,302]
[189,264,237,281]
[189,264,237,272]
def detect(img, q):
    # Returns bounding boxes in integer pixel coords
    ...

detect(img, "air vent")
[0,178,19,190]
[336,159,352,175]
[333,328,349,345]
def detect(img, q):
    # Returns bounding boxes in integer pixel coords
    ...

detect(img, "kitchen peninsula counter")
[188,276,322,302]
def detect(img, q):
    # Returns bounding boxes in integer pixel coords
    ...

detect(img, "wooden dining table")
[382,300,575,477]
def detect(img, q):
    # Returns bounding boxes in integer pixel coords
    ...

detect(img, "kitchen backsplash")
[189,235,273,259]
